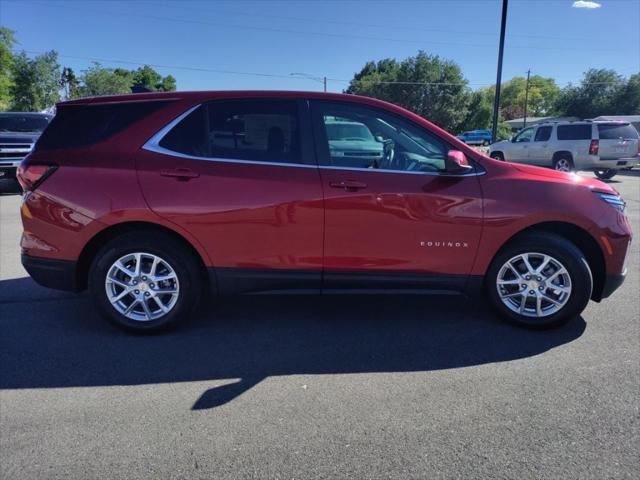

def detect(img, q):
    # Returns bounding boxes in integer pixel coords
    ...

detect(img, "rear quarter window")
[597,124,639,140]
[556,124,592,141]
[36,100,170,151]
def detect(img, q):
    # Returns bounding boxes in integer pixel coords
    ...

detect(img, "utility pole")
[323,76,327,93]
[523,69,531,129]
[491,0,509,143]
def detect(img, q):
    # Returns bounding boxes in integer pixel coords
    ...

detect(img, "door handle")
[160,168,200,180]
[330,180,368,191]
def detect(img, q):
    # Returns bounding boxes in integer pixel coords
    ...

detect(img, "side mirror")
[446,150,473,174]
[510,136,517,143]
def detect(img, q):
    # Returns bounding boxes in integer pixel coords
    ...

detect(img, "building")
[504,116,580,132]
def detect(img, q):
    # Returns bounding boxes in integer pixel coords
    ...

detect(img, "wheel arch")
[489,221,606,301]
[552,150,574,161]
[75,221,211,291]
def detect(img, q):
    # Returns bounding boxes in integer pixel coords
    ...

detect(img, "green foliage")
[79,63,132,97]
[130,65,176,92]
[346,51,471,132]
[10,50,60,111]
[498,75,560,120]
[0,27,16,110]
[76,64,177,97]
[459,88,493,131]
[555,69,639,118]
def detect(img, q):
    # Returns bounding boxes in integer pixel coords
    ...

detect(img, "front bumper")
[21,254,81,292]
[599,271,627,300]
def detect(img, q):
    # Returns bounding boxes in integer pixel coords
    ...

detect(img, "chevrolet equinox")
[18,91,632,332]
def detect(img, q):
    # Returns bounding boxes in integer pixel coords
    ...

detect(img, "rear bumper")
[598,271,627,300]
[21,254,80,292]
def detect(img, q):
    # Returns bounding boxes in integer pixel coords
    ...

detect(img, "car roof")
[58,90,402,110]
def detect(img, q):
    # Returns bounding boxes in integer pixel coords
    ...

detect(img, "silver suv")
[488,121,640,180]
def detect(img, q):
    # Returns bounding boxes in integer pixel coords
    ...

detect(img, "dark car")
[18,91,631,333]
[0,112,53,192]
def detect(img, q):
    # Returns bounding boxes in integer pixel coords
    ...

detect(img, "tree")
[0,27,16,110]
[555,69,637,118]
[60,67,80,99]
[612,73,640,115]
[10,50,60,111]
[498,75,560,120]
[346,51,471,132]
[79,63,133,96]
[131,65,176,92]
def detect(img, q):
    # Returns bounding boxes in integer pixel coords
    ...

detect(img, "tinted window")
[314,102,448,173]
[514,127,534,143]
[534,126,552,142]
[36,101,168,151]
[0,115,50,133]
[159,99,301,164]
[598,123,639,140]
[557,124,592,140]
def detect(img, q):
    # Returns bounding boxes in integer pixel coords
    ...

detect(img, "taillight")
[17,162,58,192]
[589,139,599,155]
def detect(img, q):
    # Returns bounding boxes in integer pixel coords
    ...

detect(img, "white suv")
[488,121,639,179]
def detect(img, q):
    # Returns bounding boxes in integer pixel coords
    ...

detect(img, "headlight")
[594,191,625,212]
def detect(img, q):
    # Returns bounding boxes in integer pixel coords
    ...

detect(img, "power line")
[21,1,622,52]
[24,49,629,88]
[130,0,598,42]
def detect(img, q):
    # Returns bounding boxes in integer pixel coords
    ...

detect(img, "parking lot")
[1,171,638,479]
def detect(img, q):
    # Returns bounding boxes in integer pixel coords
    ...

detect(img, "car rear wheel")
[89,231,203,332]
[482,140,490,146]
[594,169,617,180]
[490,152,504,161]
[553,155,574,172]
[486,233,592,328]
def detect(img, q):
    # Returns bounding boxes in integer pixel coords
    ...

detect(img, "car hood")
[491,140,510,148]
[0,132,41,143]
[510,163,617,194]
[329,140,383,152]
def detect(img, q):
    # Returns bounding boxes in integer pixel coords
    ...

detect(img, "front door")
[506,126,535,163]
[310,100,483,291]
[137,98,324,293]
[528,125,553,165]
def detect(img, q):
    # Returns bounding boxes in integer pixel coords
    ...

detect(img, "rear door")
[137,98,324,293]
[310,100,483,291]
[597,123,639,160]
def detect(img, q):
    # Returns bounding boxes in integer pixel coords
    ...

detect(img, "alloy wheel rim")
[496,252,572,318]
[105,252,180,322]
[555,159,571,171]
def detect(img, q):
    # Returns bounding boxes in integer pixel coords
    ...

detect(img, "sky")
[1,0,639,92]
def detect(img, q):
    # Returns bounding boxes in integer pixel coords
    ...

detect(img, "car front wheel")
[486,233,592,328]
[594,169,617,180]
[89,231,203,332]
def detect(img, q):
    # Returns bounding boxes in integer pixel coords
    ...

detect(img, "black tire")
[594,169,617,180]
[490,152,504,161]
[552,154,574,172]
[88,230,203,333]
[486,232,592,329]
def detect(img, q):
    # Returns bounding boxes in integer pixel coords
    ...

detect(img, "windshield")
[0,115,51,133]
[326,122,375,142]
[598,123,639,140]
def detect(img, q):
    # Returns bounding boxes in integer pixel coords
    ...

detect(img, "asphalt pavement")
[1,171,639,479]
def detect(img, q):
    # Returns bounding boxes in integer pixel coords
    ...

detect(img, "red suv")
[18,91,631,332]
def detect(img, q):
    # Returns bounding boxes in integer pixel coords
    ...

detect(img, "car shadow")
[0,277,586,410]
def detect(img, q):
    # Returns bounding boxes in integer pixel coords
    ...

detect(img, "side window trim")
[143,100,317,168]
